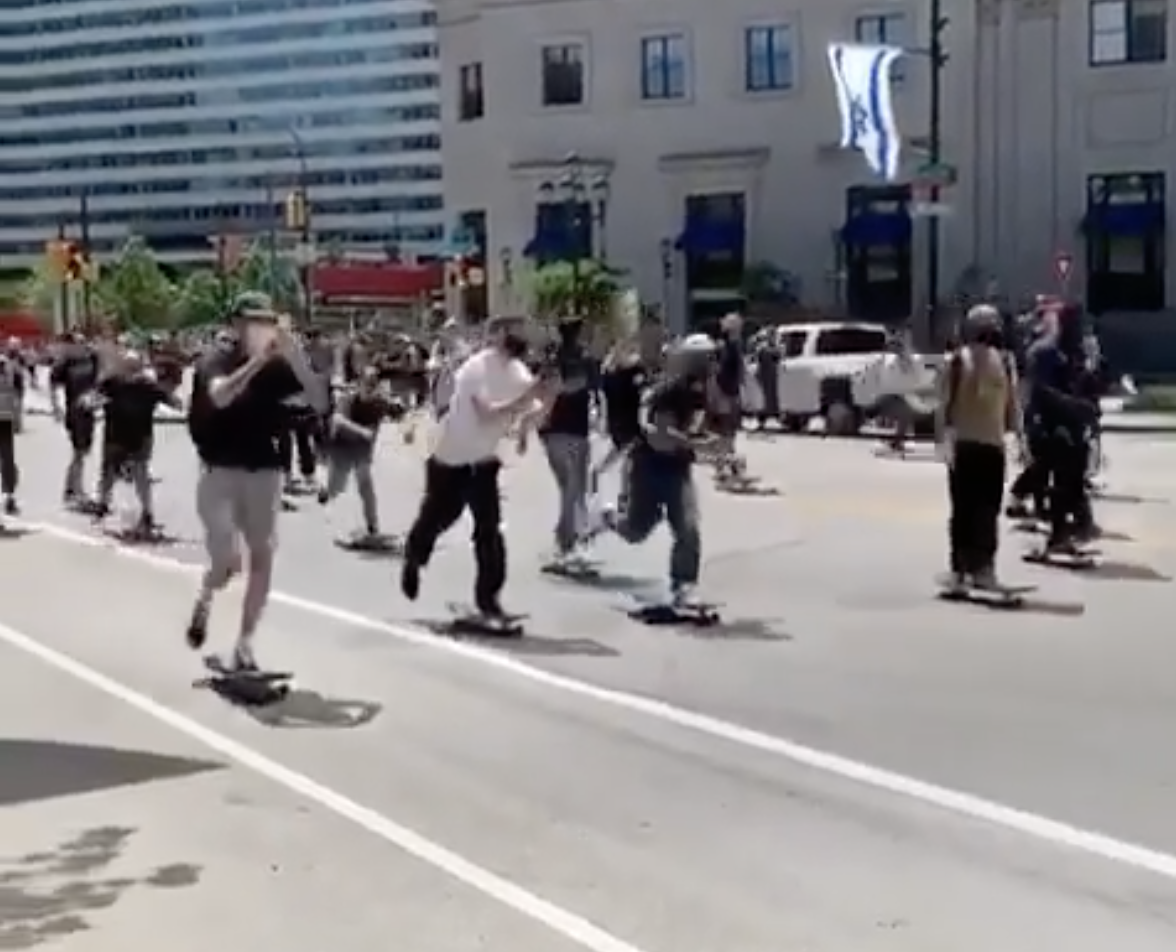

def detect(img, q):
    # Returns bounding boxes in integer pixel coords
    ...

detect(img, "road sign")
[1055,252,1073,285]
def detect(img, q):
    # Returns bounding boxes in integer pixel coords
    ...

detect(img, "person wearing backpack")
[936,305,1025,593]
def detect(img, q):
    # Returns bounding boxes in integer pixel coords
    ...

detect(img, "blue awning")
[841,212,912,245]
[1082,202,1165,236]
[674,219,744,254]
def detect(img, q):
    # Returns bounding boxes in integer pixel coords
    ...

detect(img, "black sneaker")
[4,497,18,516]
[186,603,209,650]
[400,559,420,601]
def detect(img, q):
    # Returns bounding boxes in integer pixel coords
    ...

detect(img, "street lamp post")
[537,152,609,317]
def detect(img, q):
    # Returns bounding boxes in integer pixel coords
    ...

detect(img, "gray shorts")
[196,466,282,570]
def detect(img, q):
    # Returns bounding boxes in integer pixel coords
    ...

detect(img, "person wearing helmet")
[184,291,327,672]
[582,332,715,607]
[936,304,1024,593]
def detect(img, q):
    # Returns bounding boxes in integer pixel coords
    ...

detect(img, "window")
[813,328,888,356]
[779,330,807,357]
[854,12,906,79]
[541,43,585,106]
[458,63,483,121]
[744,24,794,92]
[641,34,687,100]
[1085,172,1166,312]
[1090,0,1167,64]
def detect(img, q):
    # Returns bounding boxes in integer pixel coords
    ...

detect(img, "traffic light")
[64,243,86,282]
[44,239,87,281]
[284,189,307,231]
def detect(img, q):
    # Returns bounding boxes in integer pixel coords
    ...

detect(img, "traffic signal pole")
[79,192,92,329]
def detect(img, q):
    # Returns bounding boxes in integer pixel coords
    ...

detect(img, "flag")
[827,43,904,181]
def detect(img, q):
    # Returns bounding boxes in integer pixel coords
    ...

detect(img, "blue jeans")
[617,452,700,587]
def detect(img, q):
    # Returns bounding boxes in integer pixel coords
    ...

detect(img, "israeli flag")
[827,43,904,181]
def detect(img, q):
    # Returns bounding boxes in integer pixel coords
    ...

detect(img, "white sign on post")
[1055,252,1073,289]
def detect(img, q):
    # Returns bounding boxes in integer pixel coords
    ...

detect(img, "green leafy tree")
[233,238,302,315]
[20,260,65,330]
[525,259,620,324]
[174,269,229,329]
[94,237,176,329]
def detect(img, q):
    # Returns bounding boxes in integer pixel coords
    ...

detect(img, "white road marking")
[0,616,646,952]
[24,519,1176,882]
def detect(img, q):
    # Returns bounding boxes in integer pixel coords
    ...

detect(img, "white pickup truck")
[742,321,943,435]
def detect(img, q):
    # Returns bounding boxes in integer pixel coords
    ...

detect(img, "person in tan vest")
[936,304,1026,592]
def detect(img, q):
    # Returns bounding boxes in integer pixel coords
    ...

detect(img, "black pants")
[1043,429,1091,542]
[0,419,17,495]
[1009,430,1049,512]
[947,440,1005,575]
[405,458,505,611]
[278,418,318,479]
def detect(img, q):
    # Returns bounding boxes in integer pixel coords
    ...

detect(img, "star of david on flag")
[827,42,904,181]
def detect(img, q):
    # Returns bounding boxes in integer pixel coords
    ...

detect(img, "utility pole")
[78,191,92,330]
[925,0,949,337]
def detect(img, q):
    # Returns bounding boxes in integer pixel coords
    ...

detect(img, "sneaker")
[230,642,258,672]
[4,496,17,516]
[185,602,209,650]
[400,559,421,601]
[970,568,1001,591]
[580,503,617,543]
[670,583,698,608]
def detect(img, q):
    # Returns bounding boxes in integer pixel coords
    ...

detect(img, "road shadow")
[0,740,221,809]
[1073,559,1171,582]
[1011,522,1135,543]
[414,618,619,657]
[0,826,201,950]
[0,527,35,541]
[244,690,383,730]
[615,608,793,642]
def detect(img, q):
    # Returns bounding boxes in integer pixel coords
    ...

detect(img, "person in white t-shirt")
[401,314,552,617]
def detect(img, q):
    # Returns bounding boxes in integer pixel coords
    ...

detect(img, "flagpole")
[926,0,947,339]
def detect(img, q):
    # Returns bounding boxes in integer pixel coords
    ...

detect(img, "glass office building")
[0,0,444,266]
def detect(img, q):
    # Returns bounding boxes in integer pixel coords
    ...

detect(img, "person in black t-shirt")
[92,349,180,532]
[185,293,327,671]
[50,333,102,503]
[583,334,715,605]
[538,317,597,565]
[319,365,406,539]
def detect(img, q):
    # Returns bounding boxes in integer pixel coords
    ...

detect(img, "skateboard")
[541,558,602,580]
[629,599,722,627]
[937,582,1037,608]
[1023,547,1100,569]
[102,522,177,546]
[445,602,526,637]
[199,655,292,706]
[334,533,404,556]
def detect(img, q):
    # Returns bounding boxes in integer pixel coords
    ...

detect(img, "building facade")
[0,0,446,268]
[438,0,1176,357]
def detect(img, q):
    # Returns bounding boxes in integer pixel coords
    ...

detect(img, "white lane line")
[25,519,1176,883]
[0,616,646,952]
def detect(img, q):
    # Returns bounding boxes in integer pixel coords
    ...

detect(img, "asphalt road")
[3,408,1176,950]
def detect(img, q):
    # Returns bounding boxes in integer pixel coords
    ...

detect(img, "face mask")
[502,333,528,357]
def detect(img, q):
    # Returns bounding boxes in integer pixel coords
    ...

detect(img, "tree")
[174,269,228,329]
[94,237,175,329]
[233,238,303,315]
[20,260,64,330]
[525,259,620,324]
